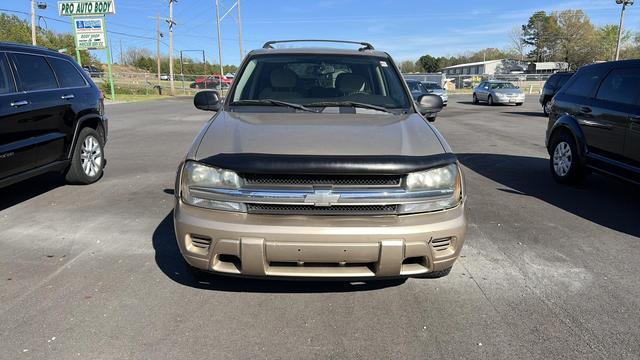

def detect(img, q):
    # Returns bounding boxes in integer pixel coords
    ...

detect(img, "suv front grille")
[246,204,398,216]
[242,174,402,187]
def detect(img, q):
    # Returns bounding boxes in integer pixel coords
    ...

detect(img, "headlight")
[401,163,462,214]
[180,161,246,212]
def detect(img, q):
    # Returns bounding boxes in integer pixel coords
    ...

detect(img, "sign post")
[59,0,116,100]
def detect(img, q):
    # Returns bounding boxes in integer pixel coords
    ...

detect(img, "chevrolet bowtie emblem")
[304,190,341,207]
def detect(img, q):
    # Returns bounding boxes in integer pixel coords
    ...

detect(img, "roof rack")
[262,39,375,51]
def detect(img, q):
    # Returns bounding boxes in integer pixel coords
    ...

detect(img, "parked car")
[473,80,525,106]
[160,74,172,81]
[175,40,465,280]
[539,72,574,116]
[421,81,448,106]
[0,42,107,188]
[405,79,438,121]
[82,65,103,78]
[190,75,228,89]
[546,59,640,185]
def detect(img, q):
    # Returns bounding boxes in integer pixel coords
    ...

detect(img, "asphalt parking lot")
[1,94,639,359]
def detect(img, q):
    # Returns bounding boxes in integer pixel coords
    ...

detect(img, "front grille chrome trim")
[189,187,454,206]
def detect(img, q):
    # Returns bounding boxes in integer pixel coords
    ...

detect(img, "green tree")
[398,60,418,73]
[417,55,440,72]
[555,10,596,69]
[597,24,633,61]
[0,13,97,65]
[522,11,559,62]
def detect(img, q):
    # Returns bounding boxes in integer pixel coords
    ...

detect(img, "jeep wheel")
[472,93,479,104]
[65,127,104,184]
[543,100,551,116]
[549,132,585,184]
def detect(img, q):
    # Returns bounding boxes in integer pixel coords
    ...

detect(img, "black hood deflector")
[199,152,458,175]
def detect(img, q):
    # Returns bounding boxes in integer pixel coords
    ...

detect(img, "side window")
[0,53,16,94]
[563,69,603,98]
[595,68,640,106]
[48,57,86,88]
[12,53,58,91]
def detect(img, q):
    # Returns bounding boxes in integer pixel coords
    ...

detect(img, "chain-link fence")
[404,73,552,94]
[89,72,231,98]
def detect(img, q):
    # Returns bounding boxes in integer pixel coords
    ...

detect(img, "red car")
[191,75,231,89]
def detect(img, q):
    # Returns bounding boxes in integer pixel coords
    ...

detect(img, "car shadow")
[457,153,640,237]
[0,173,64,212]
[505,111,546,117]
[152,211,407,293]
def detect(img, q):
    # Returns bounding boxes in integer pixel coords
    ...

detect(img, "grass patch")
[105,94,171,103]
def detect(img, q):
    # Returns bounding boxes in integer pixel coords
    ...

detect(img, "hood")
[429,89,446,96]
[194,111,445,160]
[493,88,523,95]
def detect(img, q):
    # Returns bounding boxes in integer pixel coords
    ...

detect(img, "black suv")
[546,60,639,185]
[0,42,107,189]
[539,71,573,116]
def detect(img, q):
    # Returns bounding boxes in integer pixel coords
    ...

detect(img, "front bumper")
[494,95,525,104]
[174,199,467,279]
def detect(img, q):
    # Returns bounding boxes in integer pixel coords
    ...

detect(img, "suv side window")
[556,74,571,89]
[563,68,603,98]
[0,53,16,94]
[48,57,87,88]
[12,53,59,91]
[595,68,640,106]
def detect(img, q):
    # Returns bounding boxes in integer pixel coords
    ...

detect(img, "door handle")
[579,106,592,114]
[10,100,29,107]
[61,94,75,100]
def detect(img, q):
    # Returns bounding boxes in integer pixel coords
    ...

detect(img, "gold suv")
[174,40,467,279]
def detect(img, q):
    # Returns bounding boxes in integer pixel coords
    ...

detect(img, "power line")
[0,8,156,41]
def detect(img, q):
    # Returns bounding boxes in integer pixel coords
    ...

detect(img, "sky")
[2,0,639,65]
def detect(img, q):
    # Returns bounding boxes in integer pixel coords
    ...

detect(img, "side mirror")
[194,90,222,111]
[417,94,443,118]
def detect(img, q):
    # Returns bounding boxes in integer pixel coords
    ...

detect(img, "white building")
[440,59,528,76]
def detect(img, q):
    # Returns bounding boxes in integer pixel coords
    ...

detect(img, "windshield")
[230,54,411,109]
[491,82,517,89]
[422,82,442,90]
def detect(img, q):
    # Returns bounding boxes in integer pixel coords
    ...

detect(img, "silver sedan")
[473,81,525,106]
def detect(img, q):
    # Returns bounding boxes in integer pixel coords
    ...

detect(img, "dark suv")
[546,60,639,185]
[539,71,573,116]
[0,42,107,189]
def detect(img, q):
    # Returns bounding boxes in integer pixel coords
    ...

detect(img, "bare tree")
[509,27,527,61]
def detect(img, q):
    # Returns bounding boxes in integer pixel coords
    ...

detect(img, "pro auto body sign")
[58,1,115,16]
[74,17,106,50]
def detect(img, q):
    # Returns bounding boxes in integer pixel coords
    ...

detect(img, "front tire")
[549,132,586,184]
[487,95,494,106]
[543,100,551,116]
[472,93,479,104]
[65,127,104,184]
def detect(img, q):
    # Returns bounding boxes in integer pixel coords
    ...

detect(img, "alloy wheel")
[553,141,572,177]
[80,135,102,177]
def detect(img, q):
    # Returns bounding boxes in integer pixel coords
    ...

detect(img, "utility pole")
[237,0,244,60]
[615,0,634,61]
[119,39,123,64]
[156,15,161,85]
[31,0,37,45]
[215,0,224,86]
[168,0,176,95]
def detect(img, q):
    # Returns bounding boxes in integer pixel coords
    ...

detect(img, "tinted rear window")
[595,67,640,106]
[0,53,15,94]
[556,74,572,88]
[48,57,86,88]
[563,69,603,97]
[12,53,58,91]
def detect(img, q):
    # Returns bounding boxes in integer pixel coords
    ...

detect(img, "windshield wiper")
[230,99,319,113]
[306,101,393,114]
